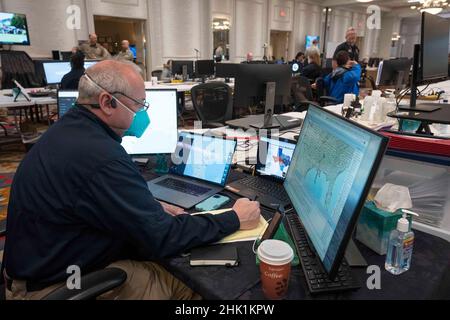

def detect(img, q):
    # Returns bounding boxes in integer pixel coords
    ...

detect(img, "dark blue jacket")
[324,64,361,103]
[3,105,239,287]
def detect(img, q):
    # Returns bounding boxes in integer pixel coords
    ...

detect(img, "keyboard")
[156,178,212,197]
[238,176,290,203]
[286,213,360,294]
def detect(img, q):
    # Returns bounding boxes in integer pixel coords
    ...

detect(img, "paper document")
[192,208,268,244]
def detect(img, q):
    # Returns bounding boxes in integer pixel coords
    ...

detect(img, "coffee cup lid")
[257,240,294,266]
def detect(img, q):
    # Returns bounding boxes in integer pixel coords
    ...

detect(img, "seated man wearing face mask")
[2,60,261,300]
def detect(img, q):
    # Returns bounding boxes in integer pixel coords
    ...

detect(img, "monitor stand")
[400,44,441,113]
[251,82,280,130]
[345,239,368,267]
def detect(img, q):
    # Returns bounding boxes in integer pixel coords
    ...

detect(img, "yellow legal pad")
[192,209,268,244]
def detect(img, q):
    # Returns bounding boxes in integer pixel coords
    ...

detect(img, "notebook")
[190,245,239,267]
[192,209,268,244]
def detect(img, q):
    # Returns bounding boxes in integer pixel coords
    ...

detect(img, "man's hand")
[159,201,187,216]
[233,198,261,230]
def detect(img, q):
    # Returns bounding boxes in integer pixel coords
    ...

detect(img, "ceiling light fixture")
[410,0,449,15]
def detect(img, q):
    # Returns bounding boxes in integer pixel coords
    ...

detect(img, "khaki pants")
[6,260,201,300]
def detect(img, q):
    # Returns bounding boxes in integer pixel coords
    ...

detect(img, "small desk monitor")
[195,60,215,77]
[284,105,388,278]
[376,58,412,88]
[171,60,194,79]
[44,60,98,85]
[121,89,178,155]
[57,90,78,118]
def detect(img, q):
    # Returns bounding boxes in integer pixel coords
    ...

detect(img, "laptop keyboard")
[238,176,290,203]
[156,178,212,197]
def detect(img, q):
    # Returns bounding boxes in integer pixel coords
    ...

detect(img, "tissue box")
[356,201,411,255]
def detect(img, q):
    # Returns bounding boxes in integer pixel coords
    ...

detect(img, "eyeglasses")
[84,73,149,113]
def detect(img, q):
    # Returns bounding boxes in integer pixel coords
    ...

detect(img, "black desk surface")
[388,104,450,125]
[142,168,450,300]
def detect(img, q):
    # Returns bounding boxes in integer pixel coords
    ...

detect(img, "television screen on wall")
[306,35,320,50]
[0,12,30,46]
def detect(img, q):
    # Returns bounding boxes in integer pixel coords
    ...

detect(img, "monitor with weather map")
[284,104,388,275]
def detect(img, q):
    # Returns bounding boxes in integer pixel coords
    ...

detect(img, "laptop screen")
[58,90,78,117]
[256,136,296,181]
[171,132,236,186]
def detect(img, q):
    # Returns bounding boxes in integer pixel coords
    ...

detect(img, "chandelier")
[410,0,449,15]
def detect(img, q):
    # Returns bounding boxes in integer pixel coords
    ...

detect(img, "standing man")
[117,40,134,62]
[79,33,111,60]
[334,27,360,63]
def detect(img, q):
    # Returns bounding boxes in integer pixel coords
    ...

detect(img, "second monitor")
[171,60,194,80]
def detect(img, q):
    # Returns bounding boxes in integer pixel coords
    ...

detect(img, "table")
[158,170,450,300]
[0,89,57,130]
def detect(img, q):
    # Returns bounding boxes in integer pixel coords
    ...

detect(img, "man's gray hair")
[78,60,142,102]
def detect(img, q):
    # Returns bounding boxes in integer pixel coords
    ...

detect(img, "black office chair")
[290,76,319,112]
[191,82,233,128]
[0,218,127,300]
[315,77,340,107]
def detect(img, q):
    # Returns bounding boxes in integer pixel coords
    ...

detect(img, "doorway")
[270,30,291,62]
[93,15,147,79]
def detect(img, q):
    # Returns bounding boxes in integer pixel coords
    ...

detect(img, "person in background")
[302,47,322,82]
[293,51,306,73]
[61,50,85,90]
[161,60,173,80]
[79,33,111,60]
[316,50,361,104]
[243,52,254,63]
[117,40,134,62]
[334,27,360,63]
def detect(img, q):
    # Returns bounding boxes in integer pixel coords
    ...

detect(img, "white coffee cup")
[257,240,294,300]
[151,77,158,86]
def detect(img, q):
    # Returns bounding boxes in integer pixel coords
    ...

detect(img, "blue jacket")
[4,105,239,287]
[324,64,361,103]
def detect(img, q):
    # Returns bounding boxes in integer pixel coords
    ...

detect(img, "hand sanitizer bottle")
[385,211,416,275]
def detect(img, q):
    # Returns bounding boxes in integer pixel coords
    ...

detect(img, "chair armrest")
[42,268,127,300]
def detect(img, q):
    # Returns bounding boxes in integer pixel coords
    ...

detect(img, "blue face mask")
[124,108,151,138]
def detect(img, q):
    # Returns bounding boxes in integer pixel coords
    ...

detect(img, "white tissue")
[374,184,413,213]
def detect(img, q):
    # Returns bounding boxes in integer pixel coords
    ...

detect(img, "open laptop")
[225,136,296,209]
[147,132,237,209]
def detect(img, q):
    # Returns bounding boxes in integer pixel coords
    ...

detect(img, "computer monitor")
[233,64,292,109]
[306,35,320,50]
[257,136,296,181]
[171,132,237,186]
[129,45,137,59]
[421,12,449,81]
[0,12,30,46]
[215,63,239,79]
[195,60,215,77]
[171,60,194,79]
[376,58,412,88]
[43,60,98,85]
[405,12,449,112]
[43,61,71,85]
[57,90,78,118]
[284,105,388,278]
[121,89,178,155]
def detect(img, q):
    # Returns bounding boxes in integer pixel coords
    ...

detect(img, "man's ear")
[98,92,115,116]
